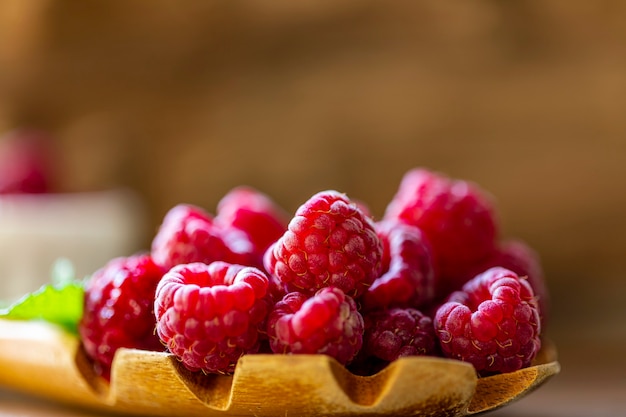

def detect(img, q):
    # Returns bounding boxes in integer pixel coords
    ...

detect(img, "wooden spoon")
[0,319,559,416]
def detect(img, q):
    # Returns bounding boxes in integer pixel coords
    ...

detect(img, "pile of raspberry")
[78,170,547,380]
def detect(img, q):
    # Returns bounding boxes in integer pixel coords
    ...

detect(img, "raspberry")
[215,186,289,264]
[360,220,435,311]
[383,168,499,299]
[479,239,550,327]
[266,287,364,365]
[262,243,289,300]
[0,129,52,194]
[434,267,541,375]
[361,307,437,363]
[351,197,374,220]
[264,190,383,298]
[151,204,256,271]
[154,262,271,374]
[78,254,165,380]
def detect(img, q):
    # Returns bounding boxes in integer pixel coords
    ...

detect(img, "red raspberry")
[264,190,383,298]
[360,220,435,311]
[266,287,364,365]
[361,307,437,363]
[151,204,256,271]
[351,197,374,220]
[78,254,165,380]
[479,239,550,327]
[0,129,52,194]
[262,243,289,300]
[154,262,271,374]
[383,168,499,299]
[215,186,289,264]
[434,267,541,375]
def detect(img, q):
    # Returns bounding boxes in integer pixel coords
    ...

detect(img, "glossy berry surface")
[360,220,435,311]
[264,190,383,298]
[154,262,271,374]
[362,307,437,363]
[479,239,549,327]
[74,166,549,379]
[215,186,289,264]
[79,254,165,380]
[383,168,499,299]
[151,204,256,271]
[434,267,541,375]
[266,287,364,365]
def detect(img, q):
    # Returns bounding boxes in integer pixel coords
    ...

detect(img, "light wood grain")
[0,319,559,416]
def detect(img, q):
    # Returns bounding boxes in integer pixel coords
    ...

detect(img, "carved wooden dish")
[0,319,559,416]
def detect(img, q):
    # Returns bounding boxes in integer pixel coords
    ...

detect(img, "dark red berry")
[79,254,165,380]
[215,186,289,264]
[362,307,437,363]
[151,204,256,271]
[0,129,52,194]
[360,220,435,311]
[477,239,550,327]
[434,267,541,375]
[264,190,383,298]
[266,287,364,365]
[154,261,271,374]
[384,168,499,299]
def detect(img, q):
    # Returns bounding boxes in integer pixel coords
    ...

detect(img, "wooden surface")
[1,334,623,417]
[0,319,558,417]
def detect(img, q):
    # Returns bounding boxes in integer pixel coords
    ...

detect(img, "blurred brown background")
[1,1,625,414]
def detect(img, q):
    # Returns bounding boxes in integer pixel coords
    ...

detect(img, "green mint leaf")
[0,259,85,334]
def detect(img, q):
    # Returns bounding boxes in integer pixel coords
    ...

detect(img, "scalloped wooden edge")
[0,319,559,416]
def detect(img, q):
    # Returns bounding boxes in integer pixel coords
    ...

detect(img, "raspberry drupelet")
[154,261,272,374]
[434,267,541,375]
[78,254,165,380]
[264,190,383,298]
